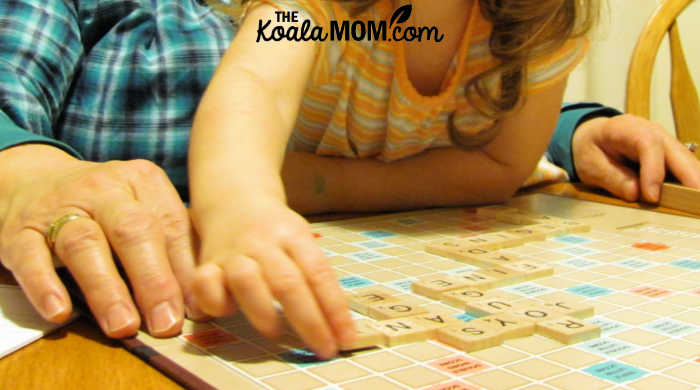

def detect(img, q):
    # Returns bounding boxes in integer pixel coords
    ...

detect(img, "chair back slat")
[626,0,699,158]
[669,21,700,157]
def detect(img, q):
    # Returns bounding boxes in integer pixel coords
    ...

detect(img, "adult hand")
[572,114,700,202]
[191,197,355,360]
[0,144,203,338]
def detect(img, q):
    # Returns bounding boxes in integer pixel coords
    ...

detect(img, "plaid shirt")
[0,0,236,199]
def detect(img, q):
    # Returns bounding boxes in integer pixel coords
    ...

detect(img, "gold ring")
[45,214,87,250]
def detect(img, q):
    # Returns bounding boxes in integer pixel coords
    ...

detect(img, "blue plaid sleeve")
[0,0,83,157]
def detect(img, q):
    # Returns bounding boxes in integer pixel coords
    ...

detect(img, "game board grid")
[155,208,699,390]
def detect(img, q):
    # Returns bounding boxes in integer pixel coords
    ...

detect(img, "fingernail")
[42,294,64,319]
[651,184,660,201]
[148,301,177,334]
[184,296,208,321]
[341,327,356,347]
[317,342,338,361]
[106,303,135,333]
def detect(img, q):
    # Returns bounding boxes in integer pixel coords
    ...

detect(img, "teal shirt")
[546,102,622,182]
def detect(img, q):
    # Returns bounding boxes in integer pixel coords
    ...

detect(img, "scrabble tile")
[346,289,394,315]
[372,318,433,347]
[407,312,460,335]
[469,251,527,267]
[425,241,502,264]
[504,226,548,242]
[458,235,510,250]
[501,261,554,281]
[471,313,535,340]
[436,323,503,352]
[464,297,518,317]
[441,288,490,309]
[366,299,428,320]
[508,304,565,323]
[552,219,591,234]
[340,319,385,351]
[455,271,502,289]
[540,299,595,319]
[535,316,601,344]
[411,274,472,299]
[475,232,526,248]
[477,267,526,287]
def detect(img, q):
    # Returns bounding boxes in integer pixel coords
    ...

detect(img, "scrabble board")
[126,194,700,390]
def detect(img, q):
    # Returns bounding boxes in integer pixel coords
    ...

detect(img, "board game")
[125,193,700,390]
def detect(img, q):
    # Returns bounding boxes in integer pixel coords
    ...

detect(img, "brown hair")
[338,0,597,115]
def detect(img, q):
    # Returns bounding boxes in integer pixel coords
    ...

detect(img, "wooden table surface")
[1,183,696,390]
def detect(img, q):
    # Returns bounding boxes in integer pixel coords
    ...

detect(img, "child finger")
[192,262,238,317]
[257,248,338,360]
[285,238,355,347]
[221,255,283,339]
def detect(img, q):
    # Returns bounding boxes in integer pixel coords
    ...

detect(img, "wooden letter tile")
[477,267,525,287]
[436,323,503,352]
[373,318,432,347]
[471,313,535,340]
[412,275,473,299]
[347,289,395,315]
[501,261,553,281]
[340,319,385,351]
[535,316,601,344]
[407,312,460,336]
[425,242,500,265]
[441,288,490,310]
[508,304,565,323]
[464,297,517,317]
[541,300,595,319]
[367,300,428,320]
[504,226,548,242]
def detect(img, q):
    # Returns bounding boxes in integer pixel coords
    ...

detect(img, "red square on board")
[629,286,673,298]
[183,329,239,348]
[430,355,489,376]
[632,242,670,251]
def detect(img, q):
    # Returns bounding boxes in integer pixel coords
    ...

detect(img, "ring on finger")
[45,214,90,250]
[685,142,698,153]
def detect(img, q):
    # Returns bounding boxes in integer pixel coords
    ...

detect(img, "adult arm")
[544,102,700,202]
[0,0,198,338]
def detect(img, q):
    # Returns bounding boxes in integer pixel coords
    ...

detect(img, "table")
[0,183,695,389]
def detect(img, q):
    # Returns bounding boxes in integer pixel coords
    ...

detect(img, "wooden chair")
[626,0,700,158]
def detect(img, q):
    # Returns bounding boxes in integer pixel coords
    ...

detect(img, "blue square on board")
[584,361,646,383]
[361,230,396,239]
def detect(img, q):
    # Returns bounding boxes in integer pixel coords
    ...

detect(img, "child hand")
[191,199,355,359]
[572,114,700,202]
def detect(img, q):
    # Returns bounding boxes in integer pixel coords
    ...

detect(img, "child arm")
[283,79,568,214]
[189,4,354,359]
